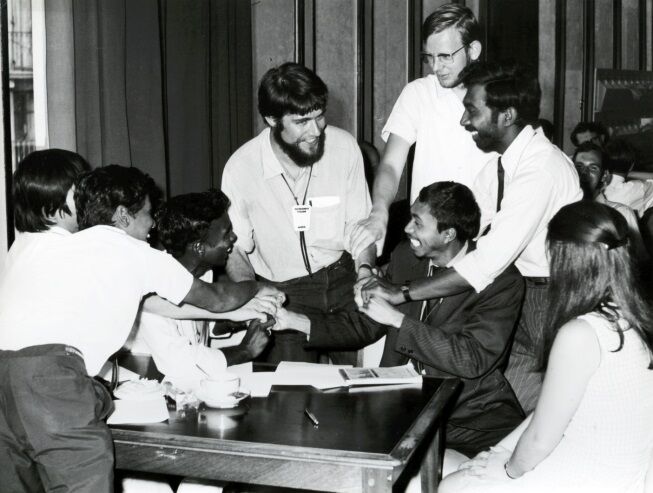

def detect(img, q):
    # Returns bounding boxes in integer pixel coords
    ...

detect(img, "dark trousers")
[258,253,359,365]
[504,278,549,414]
[0,344,115,493]
[446,421,518,458]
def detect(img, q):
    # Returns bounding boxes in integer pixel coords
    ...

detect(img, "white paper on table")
[107,397,169,425]
[97,361,141,382]
[274,362,348,389]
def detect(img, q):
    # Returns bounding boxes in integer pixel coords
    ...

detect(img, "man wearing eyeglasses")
[349,3,492,260]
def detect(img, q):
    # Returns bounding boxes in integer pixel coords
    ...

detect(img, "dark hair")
[570,121,609,147]
[155,189,231,258]
[258,62,328,121]
[460,60,541,127]
[422,3,481,45]
[417,181,480,243]
[605,138,636,176]
[572,141,606,172]
[544,201,653,367]
[75,164,159,231]
[536,118,554,141]
[12,149,90,232]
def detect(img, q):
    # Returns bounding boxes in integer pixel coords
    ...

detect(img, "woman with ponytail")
[440,201,653,493]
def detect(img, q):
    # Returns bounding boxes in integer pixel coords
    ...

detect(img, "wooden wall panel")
[563,0,584,154]
[539,0,556,123]
[314,0,358,134]
[623,0,640,69]
[251,0,295,134]
[595,0,614,69]
[372,0,408,153]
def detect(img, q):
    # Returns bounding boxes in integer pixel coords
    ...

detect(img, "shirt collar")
[609,174,625,186]
[261,127,321,181]
[48,226,72,236]
[501,125,536,179]
[429,241,469,269]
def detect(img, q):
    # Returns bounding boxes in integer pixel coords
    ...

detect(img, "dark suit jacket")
[306,240,525,430]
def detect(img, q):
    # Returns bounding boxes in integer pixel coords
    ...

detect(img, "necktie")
[414,264,439,374]
[481,156,505,237]
[496,156,505,213]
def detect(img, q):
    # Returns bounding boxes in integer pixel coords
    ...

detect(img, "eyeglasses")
[421,45,467,66]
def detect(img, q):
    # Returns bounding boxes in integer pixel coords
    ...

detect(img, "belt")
[0,343,84,360]
[524,276,549,285]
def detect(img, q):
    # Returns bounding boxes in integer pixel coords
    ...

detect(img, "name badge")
[292,205,311,231]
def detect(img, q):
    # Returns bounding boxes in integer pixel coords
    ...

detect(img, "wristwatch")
[400,281,412,302]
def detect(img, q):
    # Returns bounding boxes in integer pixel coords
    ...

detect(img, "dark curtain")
[45,0,252,197]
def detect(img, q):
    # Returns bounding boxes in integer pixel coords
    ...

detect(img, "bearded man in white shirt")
[222,62,374,365]
[358,61,582,414]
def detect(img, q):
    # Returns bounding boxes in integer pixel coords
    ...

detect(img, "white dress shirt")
[603,174,653,216]
[222,126,371,282]
[454,126,582,292]
[382,75,494,201]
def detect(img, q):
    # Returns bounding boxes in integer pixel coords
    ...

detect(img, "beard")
[465,125,501,153]
[272,124,326,167]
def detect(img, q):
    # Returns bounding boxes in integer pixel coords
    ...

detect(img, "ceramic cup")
[200,372,240,401]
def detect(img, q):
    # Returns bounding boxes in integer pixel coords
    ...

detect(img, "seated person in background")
[0,165,282,493]
[126,189,277,392]
[573,142,645,250]
[570,121,609,148]
[274,182,525,459]
[440,201,653,493]
[602,137,653,216]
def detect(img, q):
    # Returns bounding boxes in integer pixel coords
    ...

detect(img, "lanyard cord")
[280,165,314,276]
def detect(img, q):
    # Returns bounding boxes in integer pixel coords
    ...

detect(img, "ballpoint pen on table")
[304,408,319,427]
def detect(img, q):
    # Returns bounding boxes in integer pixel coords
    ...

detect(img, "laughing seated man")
[273,181,525,459]
[126,189,277,392]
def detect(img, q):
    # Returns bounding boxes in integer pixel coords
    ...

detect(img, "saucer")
[196,388,250,409]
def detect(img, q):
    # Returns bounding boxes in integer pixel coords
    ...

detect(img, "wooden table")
[110,358,460,493]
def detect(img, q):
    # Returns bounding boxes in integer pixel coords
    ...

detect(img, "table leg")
[419,425,443,493]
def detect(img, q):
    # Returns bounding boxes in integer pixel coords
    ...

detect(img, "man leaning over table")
[273,181,525,462]
[222,62,375,365]
[0,165,282,493]
[358,61,582,414]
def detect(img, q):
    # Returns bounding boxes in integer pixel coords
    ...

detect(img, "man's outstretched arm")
[349,134,412,259]
[358,267,472,305]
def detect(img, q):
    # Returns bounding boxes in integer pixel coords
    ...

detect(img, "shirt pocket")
[309,196,341,240]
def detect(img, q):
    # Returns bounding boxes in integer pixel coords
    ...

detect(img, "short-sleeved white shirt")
[222,126,372,282]
[125,270,227,391]
[0,225,194,375]
[382,75,494,202]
